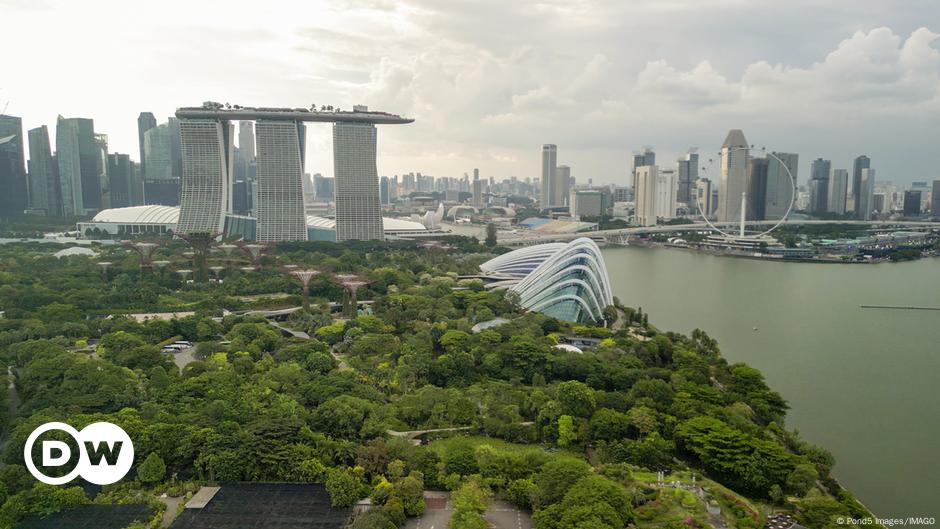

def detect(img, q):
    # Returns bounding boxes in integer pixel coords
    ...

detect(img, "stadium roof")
[53,246,98,258]
[306,216,427,232]
[92,205,180,224]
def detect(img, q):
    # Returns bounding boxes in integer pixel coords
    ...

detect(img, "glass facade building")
[333,122,384,241]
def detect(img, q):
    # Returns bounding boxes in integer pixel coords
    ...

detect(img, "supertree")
[97,261,112,281]
[217,243,238,271]
[237,242,266,269]
[176,269,192,282]
[126,241,163,272]
[288,269,321,310]
[333,273,370,318]
[177,231,219,282]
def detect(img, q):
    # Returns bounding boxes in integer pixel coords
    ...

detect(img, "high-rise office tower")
[857,168,875,220]
[634,165,658,227]
[380,176,390,205]
[746,156,769,220]
[0,115,28,217]
[137,112,157,179]
[717,129,748,222]
[852,155,871,218]
[931,180,940,217]
[168,117,183,181]
[764,152,798,219]
[254,120,307,242]
[95,134,110,210]
[177,119,234,234]
[107,153,134,208]
[809,158,831,216]
[27,126,59,215]
[554,165,571,207]
[632,147,656,193]
[828,169,848,215]
[472,178,484,207]
[333,122,383,241]
[654,168,677,220]
[676,151,698,205]
[541,144,557,207]
[56,116,100,216]
[695,178,714,216]
[143,123,180,205]
[903,190,922,217]
[238,121,256,163]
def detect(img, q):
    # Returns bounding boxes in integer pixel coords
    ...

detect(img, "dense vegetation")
[0,238,878,528]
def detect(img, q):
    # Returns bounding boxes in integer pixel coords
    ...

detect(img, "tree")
[138,453,166,485]
[326,467,367,507]
[557,415,578,447]
[534,458,592,507]
[391,472,425,517]
[557,381,596,418]
[485,224,497,247]
[450,478,491,529]
[786,463,818,497]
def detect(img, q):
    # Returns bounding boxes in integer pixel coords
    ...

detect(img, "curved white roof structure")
[305,216,427,233]
[92,205,180,224]
[480,238,613,324]
[54,246,98,258]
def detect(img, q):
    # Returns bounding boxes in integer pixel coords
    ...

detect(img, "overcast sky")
[3,0,939,186]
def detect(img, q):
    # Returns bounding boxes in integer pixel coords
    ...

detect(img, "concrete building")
[852,155,871,218]
[254,120,307,242]
[107,153,135,208]
[541,144,558,207]
[570,189,606,218]
[903,190,922,217]
[56,116,100,216]
[634,165,657,227]
[717,130,748,222]
[333,122,383,241]
[555,165,571,208]
[655,169,677,220]
[27,125,58,215]
[676,151,698,205]
[809,158,831,216]
[0,116,28,218]
[828,169,848,215]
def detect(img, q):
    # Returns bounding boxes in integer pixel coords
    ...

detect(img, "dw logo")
[24,422,134,485]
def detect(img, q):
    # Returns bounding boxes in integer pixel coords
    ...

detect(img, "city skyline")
[3,0,939,186]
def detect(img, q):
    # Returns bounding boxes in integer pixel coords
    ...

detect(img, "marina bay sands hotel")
[174,102,413,242]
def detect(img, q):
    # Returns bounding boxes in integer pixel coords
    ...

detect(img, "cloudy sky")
[3,0,939,186]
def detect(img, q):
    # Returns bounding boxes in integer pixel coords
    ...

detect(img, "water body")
[602,246,939,518]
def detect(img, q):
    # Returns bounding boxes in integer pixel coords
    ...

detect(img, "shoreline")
[611,241,935,265]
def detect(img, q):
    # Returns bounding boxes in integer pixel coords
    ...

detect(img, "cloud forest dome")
[481,238,614,323]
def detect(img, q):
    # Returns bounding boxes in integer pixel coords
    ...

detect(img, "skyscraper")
[717,129,748,222]
[931,180,940,217]
[809,158,831,216]
[857,168,875,220]
[828,169,848,215]
[903,190,922,217]
[107,153,134,208]
[764,152,798,219]
[0,115,28,217]
[541,144,557,207]
[380,176,391,205]
[56,116,100,216]
[634,165,657,227]
[676,151,698,205]
[852,155,871,219]
[472,178,484,207]
[554,165,571,208]
[137,112,157,179]
[143,123,180,205]
[177,119,234,234]
[632,147,655,193]
[654,168,677,220]
[695,178,713,216]
[254,120,307,242]
[95,134,110,210]
[333,122,383,241]
[27,126,59,215]
[746,156,769,220]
